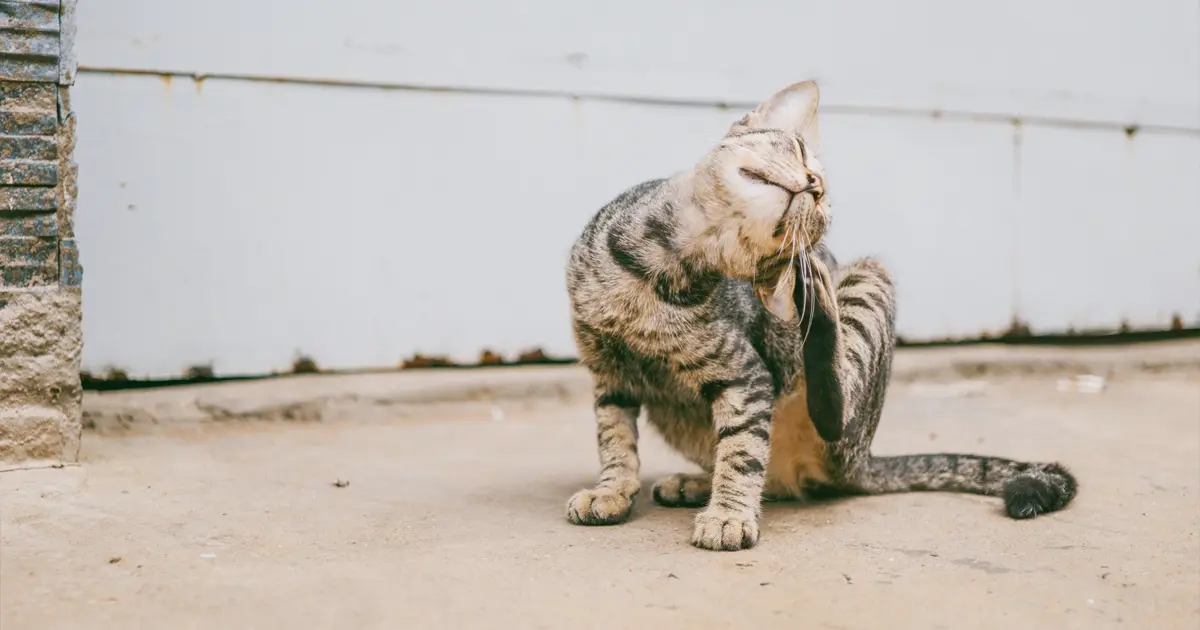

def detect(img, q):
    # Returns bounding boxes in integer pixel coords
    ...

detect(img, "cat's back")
[567,178,668,274]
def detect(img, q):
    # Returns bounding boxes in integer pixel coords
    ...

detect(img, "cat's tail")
[839,453,1078,519]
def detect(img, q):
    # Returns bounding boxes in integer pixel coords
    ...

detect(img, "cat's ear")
[755,271,797,323]
[737,81,821,153]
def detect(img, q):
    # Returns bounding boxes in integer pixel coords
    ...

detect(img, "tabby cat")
[563,81,1077,551]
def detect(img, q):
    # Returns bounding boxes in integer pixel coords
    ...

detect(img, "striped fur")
[564,81,1077,551]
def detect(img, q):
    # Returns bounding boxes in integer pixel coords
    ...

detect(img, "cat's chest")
[604,286,690,333]
[593,344,702,405]
[580,284,710,352]
[578,326,707,406]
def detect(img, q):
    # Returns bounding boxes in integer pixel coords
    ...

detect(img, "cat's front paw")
[691,507,760,551]
[566,487,634,526]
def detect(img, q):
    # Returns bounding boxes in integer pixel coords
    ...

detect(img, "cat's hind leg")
[652,473,711,508]
[644,404,715,508]
[815,257,1078,519]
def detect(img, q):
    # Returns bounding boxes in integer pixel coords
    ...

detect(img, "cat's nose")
[804,174,824,198]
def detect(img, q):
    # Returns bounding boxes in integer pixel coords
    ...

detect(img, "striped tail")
[809,254,1078,519]
[850,453,1078,519]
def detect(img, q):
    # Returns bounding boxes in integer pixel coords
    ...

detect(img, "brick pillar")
[0,0,82,465]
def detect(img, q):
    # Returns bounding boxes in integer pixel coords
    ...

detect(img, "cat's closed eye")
[738,168,793,194]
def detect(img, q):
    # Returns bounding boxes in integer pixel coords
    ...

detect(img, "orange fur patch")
[764,387,830,499]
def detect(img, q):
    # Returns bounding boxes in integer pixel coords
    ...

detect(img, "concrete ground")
[2,342,1199,629]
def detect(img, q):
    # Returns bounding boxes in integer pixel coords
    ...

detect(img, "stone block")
[0,288,82,463]
[0,235,57,287]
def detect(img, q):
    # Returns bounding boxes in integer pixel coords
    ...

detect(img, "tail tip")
[1002,463,1077,519]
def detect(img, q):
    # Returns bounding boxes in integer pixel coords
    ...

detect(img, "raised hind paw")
[566,487,635,526]
[1002,464,1078,519]
[798,255,847,443]
[691,507,760,551]
[652,473,711,508]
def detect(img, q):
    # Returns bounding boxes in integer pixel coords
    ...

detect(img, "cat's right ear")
[733,81,821,153]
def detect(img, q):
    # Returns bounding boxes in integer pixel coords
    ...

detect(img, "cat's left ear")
[737,81,821,154]
[755,270,797,323]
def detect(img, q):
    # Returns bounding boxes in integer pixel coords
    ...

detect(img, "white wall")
[73,0,1200,377]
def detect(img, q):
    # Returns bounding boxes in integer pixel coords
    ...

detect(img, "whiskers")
[774,210,818,347]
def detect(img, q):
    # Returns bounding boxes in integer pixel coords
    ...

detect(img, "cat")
[562,80,1078,551]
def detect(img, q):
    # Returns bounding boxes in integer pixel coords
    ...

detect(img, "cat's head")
[686,81,828,322]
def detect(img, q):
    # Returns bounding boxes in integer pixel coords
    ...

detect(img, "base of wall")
[0,289,82,463]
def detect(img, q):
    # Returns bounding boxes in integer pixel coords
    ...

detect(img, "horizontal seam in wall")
[77,66,1200,137]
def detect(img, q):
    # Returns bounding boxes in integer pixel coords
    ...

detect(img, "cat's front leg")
[566,387,641,526]
[692,361,774,551]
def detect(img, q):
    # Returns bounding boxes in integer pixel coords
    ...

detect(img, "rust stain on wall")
[400,353,454,369]
[1001,316,1033,339]
[478,349,505,366]
[182,363,215,381]
[396,347,569,370]
[291,354,320,374]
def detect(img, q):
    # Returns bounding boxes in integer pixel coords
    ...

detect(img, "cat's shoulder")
[570,177,670,258]
[602,178,669,214]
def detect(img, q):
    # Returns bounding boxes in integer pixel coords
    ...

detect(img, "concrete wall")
[0,0,82,463]
[73,0,1200,378]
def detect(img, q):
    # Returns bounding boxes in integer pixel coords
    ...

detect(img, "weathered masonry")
[0,0,82,464]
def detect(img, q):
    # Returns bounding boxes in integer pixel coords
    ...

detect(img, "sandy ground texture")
[2,342,1199,629]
